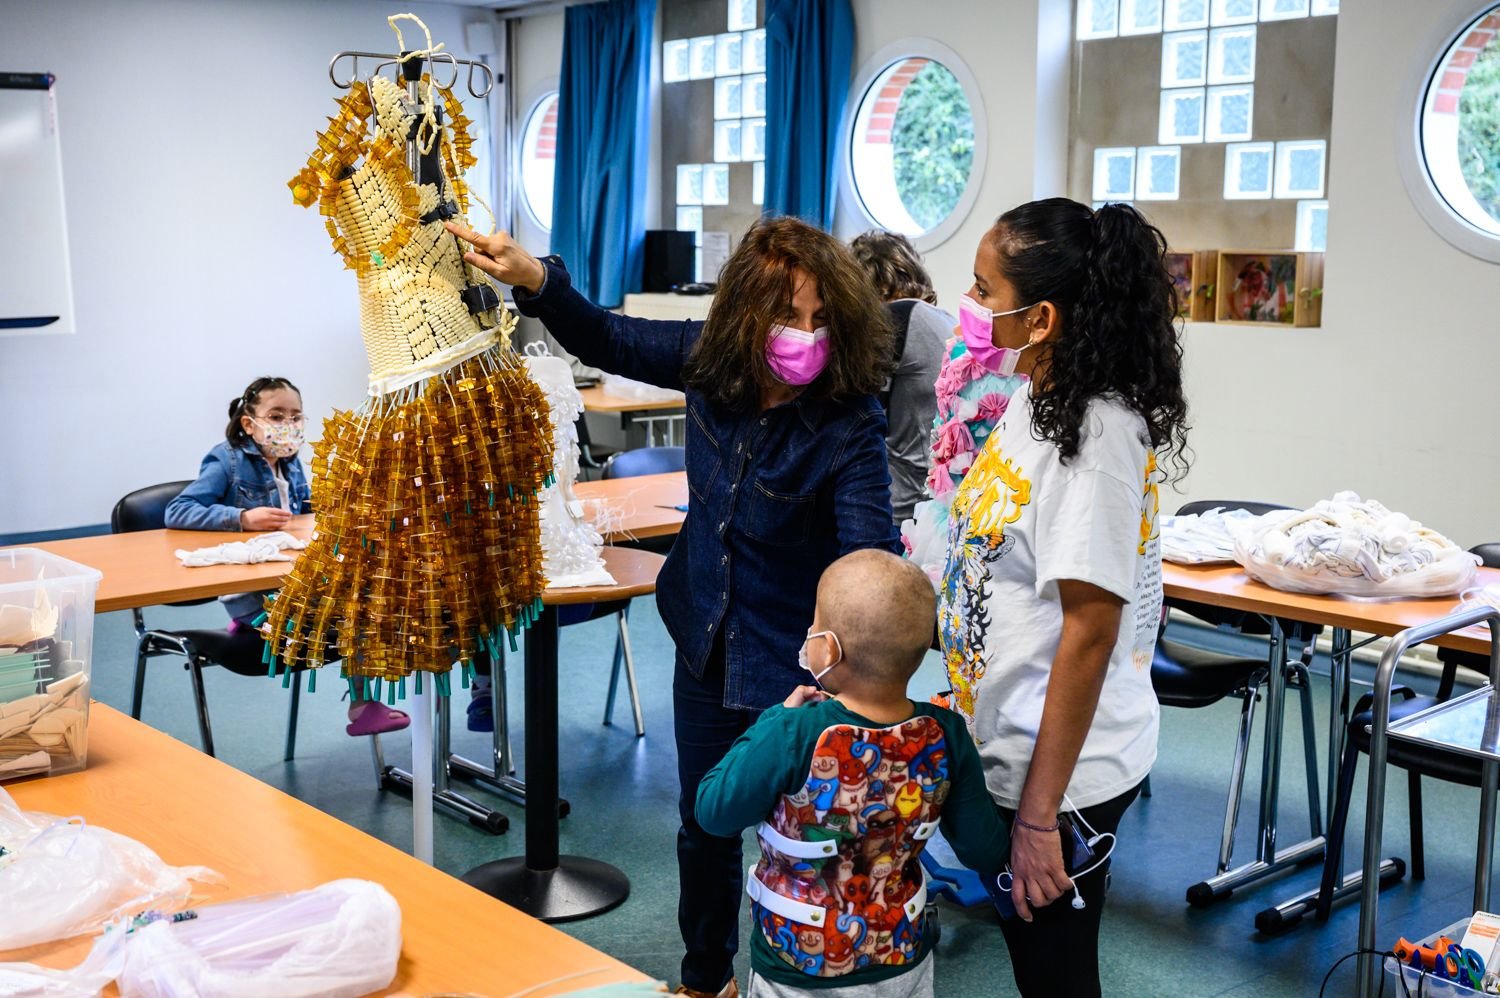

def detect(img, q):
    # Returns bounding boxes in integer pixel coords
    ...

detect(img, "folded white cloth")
[1161,507,1265,565]
[175,531,308,568]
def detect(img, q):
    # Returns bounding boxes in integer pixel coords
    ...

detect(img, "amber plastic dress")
[268,72,552,684]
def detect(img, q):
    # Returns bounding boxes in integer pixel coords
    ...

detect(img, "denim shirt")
[165,440,311,532]
[514,257,901,710]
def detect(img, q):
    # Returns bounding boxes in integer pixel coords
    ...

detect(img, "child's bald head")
[815,550,936,684]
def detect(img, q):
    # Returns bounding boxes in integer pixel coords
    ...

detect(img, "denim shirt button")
[759,417,767,426]
[720,554,728,565]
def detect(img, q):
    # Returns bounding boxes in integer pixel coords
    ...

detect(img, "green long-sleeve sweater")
[696,697,1010,988]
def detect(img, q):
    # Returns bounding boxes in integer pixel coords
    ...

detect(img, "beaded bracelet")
[1014,815,1061,834]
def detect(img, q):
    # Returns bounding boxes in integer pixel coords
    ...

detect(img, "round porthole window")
[1401,4,1500,260]
[847,44,985,249]
[519,92,559,231]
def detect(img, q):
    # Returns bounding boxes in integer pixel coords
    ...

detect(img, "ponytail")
[226,376,300,446]
[987,198,1190,481]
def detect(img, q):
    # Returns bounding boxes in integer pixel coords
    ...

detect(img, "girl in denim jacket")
[166,376,407,736]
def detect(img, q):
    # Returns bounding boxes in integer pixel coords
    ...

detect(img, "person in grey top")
[850,231,952,524]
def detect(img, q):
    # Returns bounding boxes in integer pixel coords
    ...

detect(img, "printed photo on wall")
[1165,252,1194,318]
[1227,254,1296,323]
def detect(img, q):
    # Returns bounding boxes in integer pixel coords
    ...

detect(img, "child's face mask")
[799,628,844,687]
[251,416,305,459]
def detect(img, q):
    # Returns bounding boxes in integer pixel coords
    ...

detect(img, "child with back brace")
[696,549,1009,997]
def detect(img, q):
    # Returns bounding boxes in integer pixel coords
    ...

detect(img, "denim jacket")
[165,440,311,622]
[165,440,311,531]
[515,257,901,710]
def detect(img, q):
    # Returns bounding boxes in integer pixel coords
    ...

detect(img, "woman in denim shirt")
[453,217,902,998]
[166,377,408,737]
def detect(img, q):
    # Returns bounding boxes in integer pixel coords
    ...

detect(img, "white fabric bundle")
[1234,491,1478,597]
[174,532,307,568]
[525,345,615,589]
[1161,507,1265,565]
[601,372,685,403]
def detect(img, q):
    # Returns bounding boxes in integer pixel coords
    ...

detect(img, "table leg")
[411,685,434,864]
[461,606,630,922]
[1258,620,1287,863]
[1327,628,1351,823]
[1477,757,1498,912]
[380,688,511,835]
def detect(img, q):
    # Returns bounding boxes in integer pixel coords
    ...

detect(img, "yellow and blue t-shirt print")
[952,440,1032,542]
[1138,450,1160,556]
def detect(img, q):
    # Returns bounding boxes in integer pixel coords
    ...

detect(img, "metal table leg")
[461,607,630,922]
[378,692,510,835]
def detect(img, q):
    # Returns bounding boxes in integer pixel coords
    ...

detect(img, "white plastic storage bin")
[0,548,102,781]
[1386,919,1488,996]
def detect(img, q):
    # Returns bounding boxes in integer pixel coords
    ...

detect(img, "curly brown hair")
[849,230,938,305]
[683,217,893,414]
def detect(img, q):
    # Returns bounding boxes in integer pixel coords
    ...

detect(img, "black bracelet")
[1014,814,1060,834]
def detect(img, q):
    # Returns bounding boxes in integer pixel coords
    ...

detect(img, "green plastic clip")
[307,669,317,694]
[414,672,424,696]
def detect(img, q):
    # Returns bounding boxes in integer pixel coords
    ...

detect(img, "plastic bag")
[1234,492,1479,598]
[1161,507,1266,565]
[114,879,400,998]
[0,787,219,951]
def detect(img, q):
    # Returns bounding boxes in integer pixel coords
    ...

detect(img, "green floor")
[89,598,1488,996]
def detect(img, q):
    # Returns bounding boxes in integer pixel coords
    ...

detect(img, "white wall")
[0,0,502,536]
[1173,0,1500,545]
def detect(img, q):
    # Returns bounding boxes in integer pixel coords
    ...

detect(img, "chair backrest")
[1436,542,1500,687]
[603,446,686,480]
[1177,499,1296,519]
[112,481,194,534]
[1170,499,1319,641]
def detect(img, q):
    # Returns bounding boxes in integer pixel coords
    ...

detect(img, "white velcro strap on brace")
[745,866,829,928]
[903,872,929,922]
[912,820,941,841]
[756,822,839,859]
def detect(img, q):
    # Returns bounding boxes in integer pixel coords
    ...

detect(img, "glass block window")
[1163,31,1209,88]
[1224,141,1274,198]
[703,164,730,205]
[689,36,716,80]
[1094,147,1138,200]
[1136,146,1183,199]
[1079,0,1120,40]
[752,161,765,205]
[1211,0,1257,26]
[744,117,766,161]
[1121,0,1164,35]
[728,0,755,32]
[1164,0,1210,30]
[714,120,743,162]
[1311,0,1338,14]
[676,206,703,235]
[1295,199,1328,250]
[714,77,742,119]
[1275,139,1327,198]
[676,164,704,205]
[664,40,690,83]
[1160,88,1206,143]
[1261,0,1309,20]
[1206,84,1254,141]
[715,32,743,76]
[744,29,767,74]
[1209,26,1257,84]
[743,73,767,117]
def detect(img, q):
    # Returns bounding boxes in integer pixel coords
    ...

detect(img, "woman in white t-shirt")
[936,199,1189,997]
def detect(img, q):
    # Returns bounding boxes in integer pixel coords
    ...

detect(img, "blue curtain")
[763,0,855,231]
[549,0,656,307]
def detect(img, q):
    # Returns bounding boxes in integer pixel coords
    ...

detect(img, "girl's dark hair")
[990,198,1190,481]
[226,376,300,446]
[849,230,938,305]
[683,216,892,414]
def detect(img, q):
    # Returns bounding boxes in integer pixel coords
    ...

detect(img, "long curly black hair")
[990,198,1191,483]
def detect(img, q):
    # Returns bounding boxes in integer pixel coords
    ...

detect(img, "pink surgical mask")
[764,325,831,386]
[959,293,1036,376]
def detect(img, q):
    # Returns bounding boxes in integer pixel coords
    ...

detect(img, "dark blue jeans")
[675,644,758,992]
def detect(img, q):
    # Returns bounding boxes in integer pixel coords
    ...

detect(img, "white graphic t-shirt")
[936,383,1162,809]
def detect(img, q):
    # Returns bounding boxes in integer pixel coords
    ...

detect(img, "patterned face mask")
[252,417,305,459]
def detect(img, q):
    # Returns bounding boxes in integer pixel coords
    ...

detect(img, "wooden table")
[23,472,690,614]
[578,385,686,448]
[574,471,687,542]
[1161,561,1500,927]
[7,704,648,996]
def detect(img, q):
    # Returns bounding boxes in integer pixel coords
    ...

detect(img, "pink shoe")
[346,701,410,737]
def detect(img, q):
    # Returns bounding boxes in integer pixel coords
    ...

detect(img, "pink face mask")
[764,325,831,386]
[958,293,1035,376]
